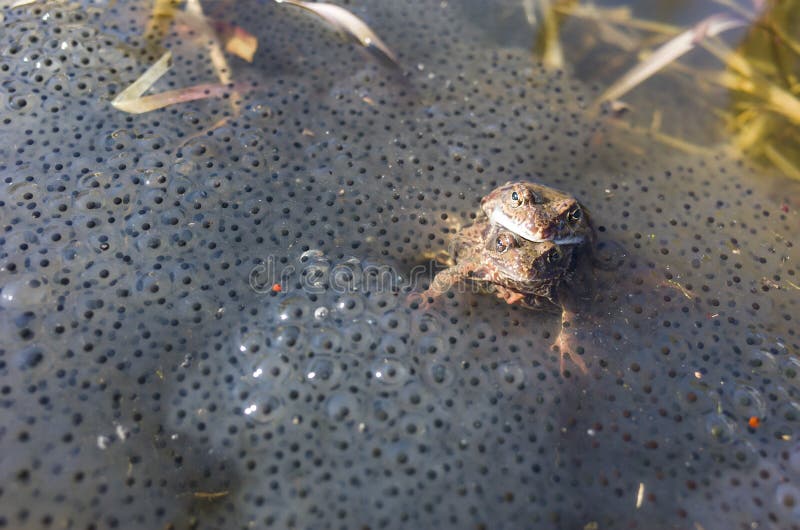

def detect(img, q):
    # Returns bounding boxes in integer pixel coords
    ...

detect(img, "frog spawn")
[0,0,799,529]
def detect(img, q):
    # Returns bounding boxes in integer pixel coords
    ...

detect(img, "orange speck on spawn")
[748,416,760,428]
[271,283,282,293]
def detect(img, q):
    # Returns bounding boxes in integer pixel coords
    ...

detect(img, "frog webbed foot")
[553,306,590,376]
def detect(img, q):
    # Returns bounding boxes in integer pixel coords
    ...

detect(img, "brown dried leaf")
[212,20,258,62]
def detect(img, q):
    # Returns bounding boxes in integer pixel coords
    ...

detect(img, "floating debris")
[528,0,565,68]
[142,0,180,53]
[763,144,800,181]
[115,0,257,114]
[111,52,235,114]
[213,20,259,62]
[180,0,233,85]
[596,13,747,105]
[564,1,800,179]
[192,491,230,500]
[610,118,717,156]
[276,0,399,67]
[111,51,174,113]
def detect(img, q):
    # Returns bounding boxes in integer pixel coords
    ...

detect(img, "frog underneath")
[423,220,580,309]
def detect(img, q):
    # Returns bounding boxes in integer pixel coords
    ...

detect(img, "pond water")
[1,1,799,529]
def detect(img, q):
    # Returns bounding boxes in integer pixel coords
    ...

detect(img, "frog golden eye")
[568,208,582,223]
[510,188,534,207]
[495,233,516,253]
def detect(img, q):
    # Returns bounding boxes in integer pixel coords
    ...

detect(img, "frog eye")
[568,208,582,223]
[544,247,562,263]
[510,188,535,208]
[495,233,517,253]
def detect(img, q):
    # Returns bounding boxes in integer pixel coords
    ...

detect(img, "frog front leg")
[492,284,526,305]
[412,260,477,308]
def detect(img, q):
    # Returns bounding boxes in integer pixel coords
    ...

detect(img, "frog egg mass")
[1,1,799,529]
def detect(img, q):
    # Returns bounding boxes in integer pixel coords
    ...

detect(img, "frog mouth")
[488,208,584,245]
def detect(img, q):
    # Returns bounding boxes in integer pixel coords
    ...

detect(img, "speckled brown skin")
[422,221,581,310]
[480,181,593,246]
[421,218,593,374]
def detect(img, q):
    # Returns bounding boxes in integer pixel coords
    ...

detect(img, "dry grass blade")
[192,490,230,500]
[763,144,800,181]
[596,13,747,105]
[531,0,565,68]
[182,0,232,85]
[710,67,800,125]
[6,0,39,7]
[594,18,640,52]
[178,0,248,114]
[143,0,180,53]
[112,51,235,114]
[112,51,173,105]
[555,4,678,35]
[113,83,234,114]
[145,0,256,63]
[135,0,253,116]
[609,118,717,156]
[276,0,399,67]
[732,112,769,151]
[711,0,758,20]
[522,0,537,26]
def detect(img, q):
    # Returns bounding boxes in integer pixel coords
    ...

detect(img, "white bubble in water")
[370,357,409,388]
[313,306,329,320]
[237,383,286,424]
[304,355,342,389]
[251,353,293,384]
[0,274,48,309]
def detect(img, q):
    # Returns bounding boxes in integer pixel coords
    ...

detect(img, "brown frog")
[417,195,595,373]
[423,221,580,310]
[481,181,592,245]
[411,181,597,373]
